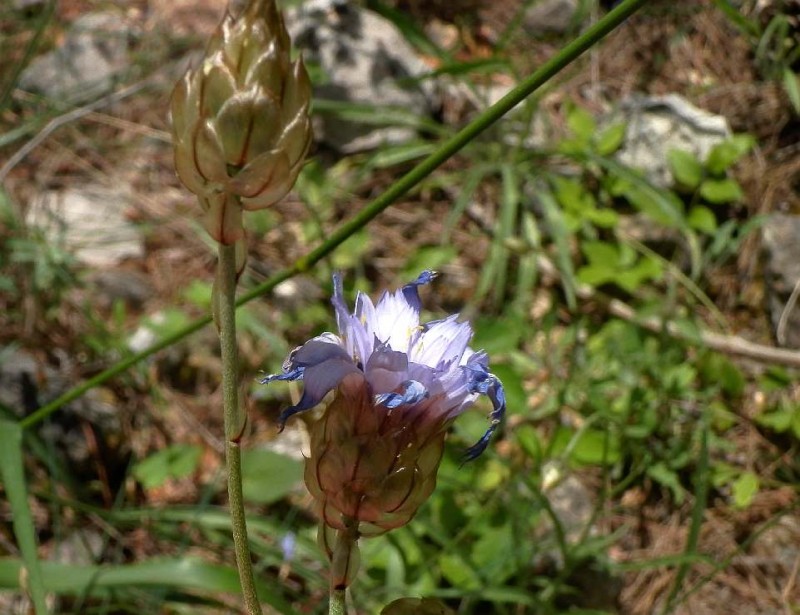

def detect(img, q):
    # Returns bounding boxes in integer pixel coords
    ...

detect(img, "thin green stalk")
[661,413,710,614]
[328,520,359,615]
[218,242,262,615]
[329,588,346,615]
[19,0,648,431]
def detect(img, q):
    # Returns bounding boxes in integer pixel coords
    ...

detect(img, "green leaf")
[585,207,619,228]
[240,449,304,504]
[782,68,800,115]
[331,228,371,269]
[472,315,524,355]
[144,308,192,338]
[568,428,621,466]
[489,363,527,414]
[439,553,481,591]
[577,264,616,287]
[755,403,796,433]
[594,123,626,156]
[382,597,455,615]
[647,462,685,504]
[699,178,744,204]
[0,557,294,612]
[667,149,703,190]
[705,135,755,175]
[582,240,618,265]
[687,205,717,233]
[132,444,202,489]
[732,471,759,509]
[699,353,745,397]
[471,524,516,583]
[182,280,213,309]
[566,105,596,141]
[515,424,542,462]
[601,162,685,228]
[0,420,48,614]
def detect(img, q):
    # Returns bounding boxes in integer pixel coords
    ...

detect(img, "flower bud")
[170,0,312,244]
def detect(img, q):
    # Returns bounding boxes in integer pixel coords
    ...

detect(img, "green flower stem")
[19,0,647,431]
[329,589,346,615]
[218,242,262,615]
[328,520,359,615]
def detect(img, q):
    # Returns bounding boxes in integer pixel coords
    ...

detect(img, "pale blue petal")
[278,358,360,428]
[410,314,473,369]
[374,288,420,352]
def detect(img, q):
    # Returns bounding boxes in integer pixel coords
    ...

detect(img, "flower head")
[170,0,312,244]
[263,271,505,535]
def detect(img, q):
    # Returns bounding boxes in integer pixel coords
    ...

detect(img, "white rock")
[524,0,581,36]
[286,0,437,152]
[26,185,144,268]
[612,94,731,189]
[19,11,131,102]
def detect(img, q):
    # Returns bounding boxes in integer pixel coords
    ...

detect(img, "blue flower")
[263,271,505,461]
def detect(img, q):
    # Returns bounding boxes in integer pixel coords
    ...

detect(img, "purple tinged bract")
[263,270,505,461]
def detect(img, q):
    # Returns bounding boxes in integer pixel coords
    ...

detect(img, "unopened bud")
[171,0,312,244]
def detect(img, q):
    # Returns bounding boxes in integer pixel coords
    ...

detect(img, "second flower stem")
[218,241,263,615]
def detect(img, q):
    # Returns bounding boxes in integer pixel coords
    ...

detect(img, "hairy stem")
[218,242,262,615]
[329,520,360,615]
[329,588,347,615]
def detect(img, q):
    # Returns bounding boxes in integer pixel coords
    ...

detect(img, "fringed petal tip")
[461,368,507,463]
[402,270,437,311]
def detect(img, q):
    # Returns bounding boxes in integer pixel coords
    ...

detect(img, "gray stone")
[19,11,131,103]
[89,269,154,310]
[761,214,800,347]
[524,0,581,36]
[0,349,47,417]
[471,82,549,148]
[546,474,594,544]
[286,0,437,153]
[127,312,164,354]
[0,349,123,464]
[12,0,46,10]
[26,185,144,268]
[53,529,104,566]
[612,94,731,189]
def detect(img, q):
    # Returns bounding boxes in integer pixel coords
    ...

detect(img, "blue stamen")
[375,380,428,408]
[260,366,305,384]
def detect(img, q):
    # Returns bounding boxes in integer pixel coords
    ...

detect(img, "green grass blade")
[0,420,48,614]
[0,556,295,613]
[539,189,577,310]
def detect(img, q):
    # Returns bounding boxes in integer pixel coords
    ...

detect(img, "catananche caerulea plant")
[263,271,506,597]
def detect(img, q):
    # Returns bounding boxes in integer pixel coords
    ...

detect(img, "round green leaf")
[699,178,744,204]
